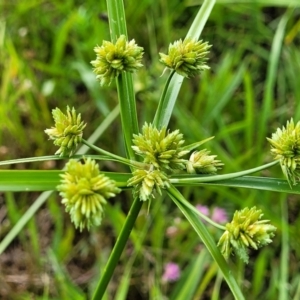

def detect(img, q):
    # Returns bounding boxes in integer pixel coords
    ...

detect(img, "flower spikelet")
[186,149,224,174]
[132,123,189,171]
[127,169,170,201]
[217,207,276,263]
[45,106,86,157]
[57,158,121,231]
[267,118,300,186]
[159,38,211,78]
[91,35,144,86]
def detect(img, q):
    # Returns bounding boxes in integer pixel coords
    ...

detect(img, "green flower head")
[267,118,300,186]
[217,207,276,263]
[57,158,121,231]
[159,38,211,78]
[186,149,224,174]
[132,123,189,171]
[91,35,144,86]
[127,169,170,201]
[45,106,86,157]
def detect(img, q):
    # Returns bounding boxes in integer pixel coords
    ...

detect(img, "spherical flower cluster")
[132,123,189,172]
[57,158,121,231]
[45,106,86,157]
[91,35,144,86]
[217,207,276,263]
[127,169,170,201]
[159,38,211,78]
[267,118,300,186]
[186,149,223,174]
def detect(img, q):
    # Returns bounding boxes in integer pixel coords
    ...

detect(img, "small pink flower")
[195,205,210,216]
[162,262,181,282]
[211,207,228,224]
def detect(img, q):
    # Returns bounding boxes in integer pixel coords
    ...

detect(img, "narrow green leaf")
[181,136,214,152]
[153,0,215,129]
[0,170,61,191]
[0,154,112,166]
[116,73,139,160]
[107,0,139,159]
[171,250,209,300]
[279,195,289,300]
[174,175,300,194]
[187,0,300,6]
[168,185,245,300]
[258,8,294,151]
[0,170,131,191]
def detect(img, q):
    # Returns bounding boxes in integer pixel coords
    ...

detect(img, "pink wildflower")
[195,205,210,216]
[211,207,228,224]
[162,262,181,282]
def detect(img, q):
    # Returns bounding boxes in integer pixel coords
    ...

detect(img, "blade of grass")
[92,197,143,300]
[0,170,131,191]
[194,262,218,298]
[279,194,289,300]
[171,160,279,183]
[252,249,271,297]
[258,8,294,152]
[47,249,86,300]
[153,0,216,129]
[243,70,255,150]
[173,175,300,194]
[170,249,209,300]
[91,1,142,298]
[212,270,223,300]
[0,190,53,255]
[168,185,245,300]
[186,0,300,6]
[2,170,300,195]
[107,0,138,160]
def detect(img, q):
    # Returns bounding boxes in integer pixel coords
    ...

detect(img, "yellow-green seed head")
[267,118,300,186]
[91,35,144,86]
[132,123,189,171]
[127,169,170,201]
[45,106,86,157]
[159,38,211,78]
[57,158,121,231]
[217,207,276,263]
[186,149,224,174]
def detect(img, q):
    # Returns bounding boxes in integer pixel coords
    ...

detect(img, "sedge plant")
[0,0,300,299]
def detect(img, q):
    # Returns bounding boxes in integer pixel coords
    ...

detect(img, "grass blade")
[168,185,245,300]
[153,0,216,129]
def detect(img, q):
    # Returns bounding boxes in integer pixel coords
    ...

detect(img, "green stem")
[92,197,143,300]
[153,70,175,129]
[175,192,226,230]
[279,194,289,300]
[107,0,127,41]
[170,160,279,184]
[116,74,139,160]
[186,0,215,39]
[107,0,139,160]
[82,139,147,169]
[168,185,245,300]
[152,0,216,129]
[91,1,143,298]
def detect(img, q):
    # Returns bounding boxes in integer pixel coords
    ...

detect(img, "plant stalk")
[92,197,143,299]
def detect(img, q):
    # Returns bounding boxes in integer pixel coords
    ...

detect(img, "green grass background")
[0,0,300,299]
